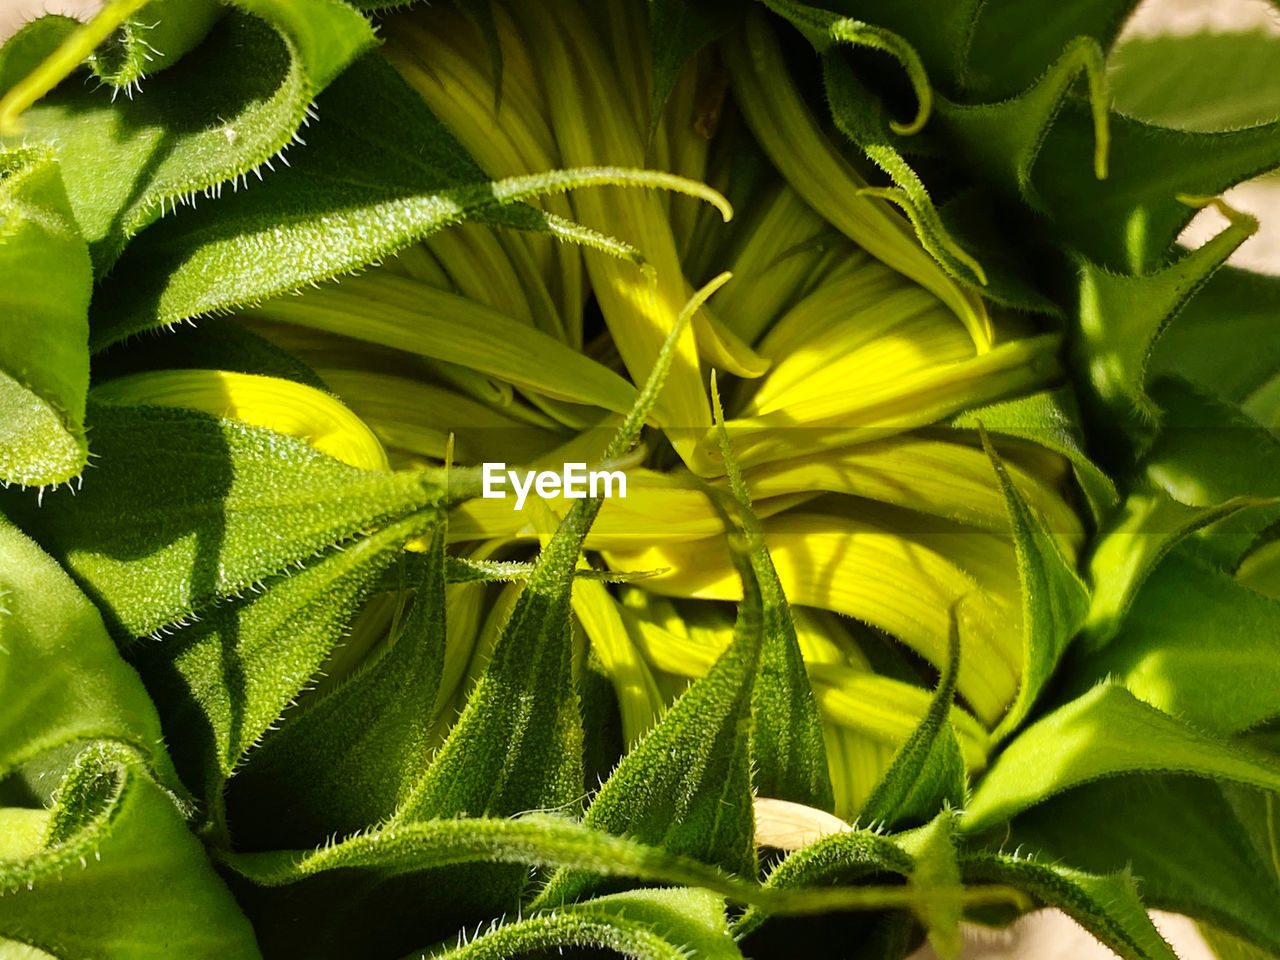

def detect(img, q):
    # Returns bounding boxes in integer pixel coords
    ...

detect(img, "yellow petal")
[604,512,1021,725]
[572,572,665,745]
[697,335,1062,472]
[245,272,638,415]
[725,13,992,353]
[318,369,564,466]
[92,369,389,471]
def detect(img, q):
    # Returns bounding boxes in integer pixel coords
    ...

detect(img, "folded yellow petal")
[91,369,389,471]
[740,439,1084,555]
[602,512,1021,725]
[698,335,1061,472]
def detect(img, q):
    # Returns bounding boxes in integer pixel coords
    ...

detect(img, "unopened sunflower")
[1,1,1279,959]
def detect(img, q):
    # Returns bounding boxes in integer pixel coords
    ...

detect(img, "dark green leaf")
[131,508,439,829]
[964,0,1138,100]
[898,812,963,959]
[226,524,449,846]
[711,375,832,812]
[222,810,961,919]
[89,53,654,349]
[962,683,1280,836]
[4,402,455,638]
[982,429,1090,741]
[1150,266,1280,406]
[960,849,1178,960]
[89,0,224,88]
[424,888,743,960]
[1011,776,1280,955]
[91,317,331,392]
[798,0,978,96]
[650,0,736,125]
[1034,107,1280,273]
[858,610,964,828]
[1082,486,1266,650]
[734,825,914,939]
[1072,550,1280,737]
[225,813,741,901]
[935,35,1111,202]
[8,0,376,271]
[392,500,594,823]
[1139,377,1280,567]
[533,548,761,906]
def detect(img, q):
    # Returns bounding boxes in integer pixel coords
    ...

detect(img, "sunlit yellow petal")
[92,369,389,471]
[603,512,1021,725]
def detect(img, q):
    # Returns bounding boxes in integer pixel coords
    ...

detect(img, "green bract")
[1,1,1278,959]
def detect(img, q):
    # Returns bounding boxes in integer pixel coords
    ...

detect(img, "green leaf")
[982,429,1090,742]
[858,609,964,828]
[392,269,725,829]
[453,0,504,109]
[1071,200,1258,432]
[533,551,761,907]
[1011,776,1280,955]
[0,514,167,782]
[392,500,593,823]
[131,509,437,831]
[222,810,983,920]
[3,402,455,638]
[223,813,743,893]
[951,389,1119,522]
[88,0,224,88]
[1150,266,1280,406]
[963,0,1137,100]
[1082,487,1265,650]
[936,35,1111,199]
[960,849,1179,960]
[803,0,978,96]
[424,888,744,960]
[1077,375,1280,647]
[0,17,78,95]
[743,537,834,812]
[710,375,833,812]
[89,52,715,350]
[962,683,1280,836]
[226,523,449,847]
[1034,107,1280,273]
[734,821,951,939]
[1139,378,1280,567]
[0,743,260,960]
[901,813,963,959]
[1071,550,1280,737]
[1109,31,1280,133]
[1200,923,1280,960]
[7,0,376,271]
[820,54,990,294]
[92,317,331,393]
[0,145,91,487]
